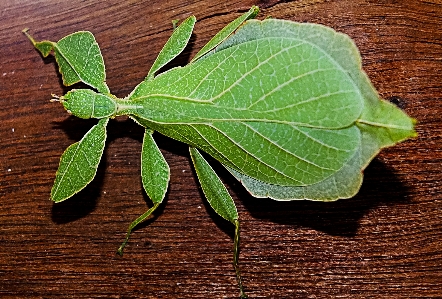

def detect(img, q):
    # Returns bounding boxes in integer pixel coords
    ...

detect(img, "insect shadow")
[199,154,411,239]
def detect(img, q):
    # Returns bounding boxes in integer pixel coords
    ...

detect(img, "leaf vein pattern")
[74,161,88,182]
[208,41,308,103]
[286,125,351,152]
[80,148,93,169]
[52,144,80,197]
[297,35,363,101]
[247,71,350,111]
[187,47,240,98]
[71,33,83,75]
[56,46,84,85]
[242,122,334,171]
[81,36,94,74]
[191,124,267,180]
[198,123,305,184]
[187,124,253,172]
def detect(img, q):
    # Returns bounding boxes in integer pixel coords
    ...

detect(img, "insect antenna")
[50,94,72,114]
[50,94,62,102]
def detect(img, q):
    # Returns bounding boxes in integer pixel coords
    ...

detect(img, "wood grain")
[0,0,440,298]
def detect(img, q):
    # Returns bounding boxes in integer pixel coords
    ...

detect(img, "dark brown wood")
[1,0,440,298]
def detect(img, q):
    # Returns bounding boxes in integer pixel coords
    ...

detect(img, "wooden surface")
[1,0,441,298]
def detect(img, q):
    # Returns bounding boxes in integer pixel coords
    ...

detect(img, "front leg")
[23,29,110,94]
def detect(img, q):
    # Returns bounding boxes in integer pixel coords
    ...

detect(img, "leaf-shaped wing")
[128,20,365,186]
[226,147,362,201]
[227,96,416,201]
[127,18,415,196]
[130,33,363,128]
[51,118,108,202]
[215,21,416,200]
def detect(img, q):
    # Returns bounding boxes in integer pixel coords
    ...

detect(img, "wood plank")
[0,0,440,298]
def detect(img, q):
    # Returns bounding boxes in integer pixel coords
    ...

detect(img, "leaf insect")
[24,6,416,298]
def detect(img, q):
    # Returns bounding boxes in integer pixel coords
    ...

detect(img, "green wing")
[217,20,416,200]
[126,18,415,194]
[127,19,364,187]
[227,100,415,201]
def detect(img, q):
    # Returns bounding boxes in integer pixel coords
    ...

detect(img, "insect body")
[24,6,415,298]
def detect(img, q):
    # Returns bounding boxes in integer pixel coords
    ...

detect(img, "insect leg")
[117,129,169,255]
[191,6,259,62]
[146,15,196,79]
[117,202,161,256]
[189,147,247,298]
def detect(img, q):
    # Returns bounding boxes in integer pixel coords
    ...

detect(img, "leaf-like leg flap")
[51,118,109,202]
[23,29,109,93]
[141,129,170,203]
[189,147,247,298]
[189,147,238,223]
[191,6,259,62]
[117,129,170,255]
[146,15,196,79]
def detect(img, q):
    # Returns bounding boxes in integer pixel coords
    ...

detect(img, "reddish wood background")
[1,0,440,298]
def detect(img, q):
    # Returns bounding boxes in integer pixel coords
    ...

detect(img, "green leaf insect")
[24,6,416,298]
